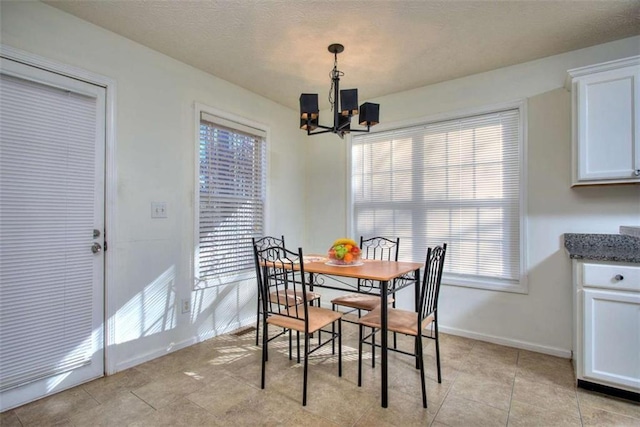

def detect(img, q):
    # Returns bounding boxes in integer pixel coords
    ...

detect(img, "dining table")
[301,256,423,408]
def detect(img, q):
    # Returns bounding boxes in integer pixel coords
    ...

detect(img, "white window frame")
[194,103,269,287]
[347,100,528,294]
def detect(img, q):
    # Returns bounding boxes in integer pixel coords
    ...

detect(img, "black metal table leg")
[381,279,388,408]
[414,267,421,369]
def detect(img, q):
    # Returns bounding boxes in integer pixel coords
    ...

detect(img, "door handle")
[91,243,102,254]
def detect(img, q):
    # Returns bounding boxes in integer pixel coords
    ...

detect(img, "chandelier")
[299,44,380,138]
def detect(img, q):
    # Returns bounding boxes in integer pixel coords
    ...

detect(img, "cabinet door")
[583,289,640,391]
[576,66,640,182]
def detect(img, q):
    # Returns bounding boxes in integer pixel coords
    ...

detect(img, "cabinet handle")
[614,274,624,281]
[634,169,640,177]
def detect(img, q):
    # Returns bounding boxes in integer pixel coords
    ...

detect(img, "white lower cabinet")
[582,289,640,390]
[573,260,640,394]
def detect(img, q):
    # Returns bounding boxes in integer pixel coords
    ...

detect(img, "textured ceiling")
[44,0,640,111]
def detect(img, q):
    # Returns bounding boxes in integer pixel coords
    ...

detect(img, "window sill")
[443,274,528,294]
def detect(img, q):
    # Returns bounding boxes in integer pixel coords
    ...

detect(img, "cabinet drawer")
[582,263,640,291]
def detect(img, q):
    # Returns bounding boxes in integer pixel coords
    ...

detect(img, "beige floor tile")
[13,386,99,426]
[5,332,613,427]
[469,341,519,364]
[457,354,518,386]
[577,388,640,420]
[424,345,466,372]
[131,370,207,409]
[434,395,509,426]
[180,339,249,367]
[388,364,452,414]
[421,353,460,382]
[354,388,435,427]
[185,372,262,415]
[518,350,568,364]
[215,389,338,427]
[274,411,343,427]
[511,376,579,415]
[516,355,575,390]
[182,356,237,385]
[129,397,221,427]
[0,410,23,427]
[507,400,582,427]
[267,366,376,425]
[437,333,477,351]
[448,371,514,411]
[341,357,386,390]
[68,391,155,426]
[133,347,200,380]
[580,404,640,427]
[82,367,152,403]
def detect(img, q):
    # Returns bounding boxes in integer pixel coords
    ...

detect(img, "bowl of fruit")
[327,238,363,266]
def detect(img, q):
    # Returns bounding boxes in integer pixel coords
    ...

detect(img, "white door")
[0,58,106,411]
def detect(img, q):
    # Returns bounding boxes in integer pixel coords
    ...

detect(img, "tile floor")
[2,320,639,426]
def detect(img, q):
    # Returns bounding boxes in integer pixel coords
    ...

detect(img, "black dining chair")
[357,243,447,408]
[252,235,321,347]
[331,236,400,361]
[253,244,343,406]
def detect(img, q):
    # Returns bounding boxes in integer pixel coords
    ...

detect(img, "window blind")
[352,108,522,290]
[198,114,266,282]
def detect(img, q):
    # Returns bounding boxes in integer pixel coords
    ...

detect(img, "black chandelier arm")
[303,123,371,136]
[305,128,334,136]
[310,123,334,131]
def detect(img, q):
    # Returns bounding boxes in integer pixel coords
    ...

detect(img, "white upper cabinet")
[567,56,640,186]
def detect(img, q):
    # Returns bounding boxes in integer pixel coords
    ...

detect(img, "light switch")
[151,202,167,218]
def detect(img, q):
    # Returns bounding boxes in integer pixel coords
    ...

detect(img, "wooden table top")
[302,256,422,282]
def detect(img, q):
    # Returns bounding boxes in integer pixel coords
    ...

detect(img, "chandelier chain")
[328,54,343,112]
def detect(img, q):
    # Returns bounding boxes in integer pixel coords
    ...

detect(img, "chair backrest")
[252,235,285,252]
[253,244,310,332]
[418,244,447,323]
[357,236,400,292]
[252,236,287,298]
[360,236,400,261]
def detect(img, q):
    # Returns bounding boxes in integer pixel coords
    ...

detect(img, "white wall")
[3,1,639,372]
[1,1,306,373]
[304,36,640,356]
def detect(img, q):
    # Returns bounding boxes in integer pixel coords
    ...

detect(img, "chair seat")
[358,306,434,336]
[269,289,321,307]
[267,306,342,334]
[331,293,394,311]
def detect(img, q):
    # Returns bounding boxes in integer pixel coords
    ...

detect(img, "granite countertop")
[564,233,640,263]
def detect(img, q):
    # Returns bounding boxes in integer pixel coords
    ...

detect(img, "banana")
[332,238,358,247]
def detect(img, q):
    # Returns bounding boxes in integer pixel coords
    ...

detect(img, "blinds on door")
[198,113,266,283]
[0,73,100,391]
[352,108,523,290]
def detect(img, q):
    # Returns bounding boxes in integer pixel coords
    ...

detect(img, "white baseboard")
[318,305,572,359]
[112,317,255,373]
[199,314,572,360]
[113,336,196,373]
[439,325,572,359]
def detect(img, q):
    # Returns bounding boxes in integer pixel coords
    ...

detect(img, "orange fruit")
[343,253,354,263]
